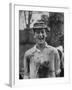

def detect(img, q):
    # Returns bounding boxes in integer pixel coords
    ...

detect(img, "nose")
[39,32,43,36]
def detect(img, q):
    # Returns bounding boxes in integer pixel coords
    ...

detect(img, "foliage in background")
[41,12,64,47]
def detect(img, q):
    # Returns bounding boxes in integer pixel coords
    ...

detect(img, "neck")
[36,42,46,50]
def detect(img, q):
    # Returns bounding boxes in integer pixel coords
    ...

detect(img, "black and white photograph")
[19,10,64,79]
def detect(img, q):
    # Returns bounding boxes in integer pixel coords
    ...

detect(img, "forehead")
[34,28,46,33]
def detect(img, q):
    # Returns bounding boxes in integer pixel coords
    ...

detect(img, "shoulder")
[47,45,58,54]
[24,45,36,57]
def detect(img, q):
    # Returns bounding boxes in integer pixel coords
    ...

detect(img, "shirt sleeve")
[23,53,29,79]
[61,52,64,69]
[54,49,61,75]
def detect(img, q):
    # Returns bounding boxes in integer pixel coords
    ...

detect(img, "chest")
[30,49,54,64]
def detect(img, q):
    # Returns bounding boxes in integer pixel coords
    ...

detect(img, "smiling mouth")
[38,37,44,40]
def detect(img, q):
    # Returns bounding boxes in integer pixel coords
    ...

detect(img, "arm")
[54,49,61,77]
[23,53,29,79]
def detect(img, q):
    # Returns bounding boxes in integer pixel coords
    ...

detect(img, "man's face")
[34,28,47,44]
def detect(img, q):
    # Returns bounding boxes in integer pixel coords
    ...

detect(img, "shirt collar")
[33,42,48,52]
[45,42,49,48]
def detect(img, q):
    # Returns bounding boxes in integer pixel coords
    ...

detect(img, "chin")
[38,42,45,45]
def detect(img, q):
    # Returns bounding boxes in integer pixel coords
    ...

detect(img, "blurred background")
[19,10,64,79]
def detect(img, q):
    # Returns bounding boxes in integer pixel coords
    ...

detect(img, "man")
[23,20,61,79]
[56,46,64,77]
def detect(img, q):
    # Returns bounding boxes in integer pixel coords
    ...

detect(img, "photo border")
[10,3,70,87]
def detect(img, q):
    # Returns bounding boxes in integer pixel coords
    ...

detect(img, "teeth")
[39,37,43,39]
[39,38,43,40]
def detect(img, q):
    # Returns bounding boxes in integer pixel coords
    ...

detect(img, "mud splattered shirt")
[24,43,60,79]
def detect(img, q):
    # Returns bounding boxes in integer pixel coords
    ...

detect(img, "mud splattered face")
[34,28,47,44]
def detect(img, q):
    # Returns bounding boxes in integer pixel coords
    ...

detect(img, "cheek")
[44,32,47,37]
[34,34,37,38]
[42,34,47,39]
[34,32,39,37]
[34,34,38,40]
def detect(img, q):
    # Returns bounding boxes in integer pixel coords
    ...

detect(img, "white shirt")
[24,42,60,79]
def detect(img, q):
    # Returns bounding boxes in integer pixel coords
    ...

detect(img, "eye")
[41,31,44,34]
[35,31,40,34]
